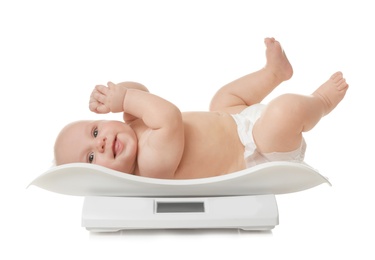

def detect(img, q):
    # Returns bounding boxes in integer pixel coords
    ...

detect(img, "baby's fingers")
[89,85,107,101]
[95,104,111,114]
[91,91,107,104]
[89,85,110,113]
[89,100,110,114]
[95,84,109,95]
[89,99,99,112]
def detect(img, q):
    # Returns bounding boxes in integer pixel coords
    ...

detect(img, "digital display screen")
[156,202,205,213]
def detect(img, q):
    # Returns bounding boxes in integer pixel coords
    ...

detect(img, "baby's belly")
[174,112,246,179]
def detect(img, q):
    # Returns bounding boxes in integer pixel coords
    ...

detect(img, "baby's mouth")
[112,137,118,158]
[112,136,123,158]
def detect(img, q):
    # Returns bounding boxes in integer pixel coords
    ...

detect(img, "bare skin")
[209,37,293,114]
[54,38,348,179]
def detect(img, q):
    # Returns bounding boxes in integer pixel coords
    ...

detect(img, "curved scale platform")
[29,162,330,197]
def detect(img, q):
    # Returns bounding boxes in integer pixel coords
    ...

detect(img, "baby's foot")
[313,71,349,115]
[264,37,293,82]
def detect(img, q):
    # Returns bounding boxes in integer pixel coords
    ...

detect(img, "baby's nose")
[96,137,107,153]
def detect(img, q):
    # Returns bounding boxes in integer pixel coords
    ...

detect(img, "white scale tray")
[30,162,330,232]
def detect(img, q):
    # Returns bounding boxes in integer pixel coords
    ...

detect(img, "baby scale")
[29,162,330,232]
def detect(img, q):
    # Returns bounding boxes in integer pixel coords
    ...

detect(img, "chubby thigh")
[232,104,305,167]
[252,100,304,154]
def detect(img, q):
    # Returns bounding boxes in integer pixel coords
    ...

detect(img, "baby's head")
[54,120,138,173]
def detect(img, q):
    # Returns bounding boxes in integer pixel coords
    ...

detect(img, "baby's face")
[54,120,138,173]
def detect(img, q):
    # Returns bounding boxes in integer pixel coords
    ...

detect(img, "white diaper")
[231,104,306,168]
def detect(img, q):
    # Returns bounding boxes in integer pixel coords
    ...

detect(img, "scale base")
[82,195,279,232]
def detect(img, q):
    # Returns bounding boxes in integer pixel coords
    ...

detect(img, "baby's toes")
[337,78,349,91]
[330,71,343,82]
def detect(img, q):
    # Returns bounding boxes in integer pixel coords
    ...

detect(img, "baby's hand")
[89,82,127,113]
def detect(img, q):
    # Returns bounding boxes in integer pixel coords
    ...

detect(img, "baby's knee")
[266,94,307,125]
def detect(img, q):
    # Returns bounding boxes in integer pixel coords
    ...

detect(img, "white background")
[1,0,374,259]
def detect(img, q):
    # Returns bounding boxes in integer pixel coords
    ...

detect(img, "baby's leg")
[210,38,293,114]
[253,72,348,153]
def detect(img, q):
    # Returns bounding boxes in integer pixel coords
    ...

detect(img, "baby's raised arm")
[89,81,184,179]
[89,81,148,113]
[115,82,149,122]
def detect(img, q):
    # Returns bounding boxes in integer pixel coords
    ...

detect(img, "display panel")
[156,202,205,213]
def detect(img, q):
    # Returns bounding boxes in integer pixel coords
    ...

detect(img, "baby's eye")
[88,152,94,163]
[93,128,98,138]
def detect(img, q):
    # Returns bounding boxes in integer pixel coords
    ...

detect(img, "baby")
[54,38,348,179]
